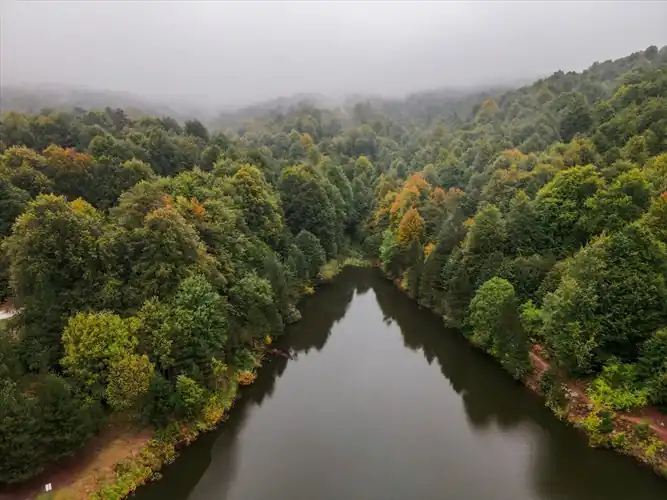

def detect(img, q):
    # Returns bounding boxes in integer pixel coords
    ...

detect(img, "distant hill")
[211,86,517,132]
[0,84,201,122]
[214,93,344,128]
[0,79,537,132]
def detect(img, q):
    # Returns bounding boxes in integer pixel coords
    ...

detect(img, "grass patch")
[318,257,372,282]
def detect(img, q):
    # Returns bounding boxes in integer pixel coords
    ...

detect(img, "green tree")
[640,192,667,244]
[41,145,95,201]
[323,160,354,227]
[141,127,180,176]
[533,165,603,256]
[405,239,424,299]
[174,375,206,421]
[461,204,507,289]
[200,144,221,171]
[0,111,36,148]
[287,243,309,282]
[581,168,651,234]
[351,176,373,231]
[108,205,217,311]
[500,254,555,303]
[505,190,538,256]
[638,328,667,408]
[184,119,209,142]
[559,92,593,142]
[263,254,300,324]
[295,230,326,280]
[468,277,531,378]
[61,311,139,395]
[87,158,155,210]
[230,165,285,248]
[0,173,29,237]
[88,133,134,162]
[542,223,667,374]
[4,195,106,369]
[0,375,97,483]
[441,248,472,327]
[279,165,338,256]
[417,221,466,310]
[228,272,283,344]
[379,229,402,277]
[106,354,154,413]
[1,146,53,197]
[158,275,228,384]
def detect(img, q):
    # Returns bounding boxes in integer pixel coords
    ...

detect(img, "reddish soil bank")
[528,347,667,446]
[0,423,152,500]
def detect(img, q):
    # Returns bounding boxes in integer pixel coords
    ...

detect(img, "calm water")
[134,268,667,500]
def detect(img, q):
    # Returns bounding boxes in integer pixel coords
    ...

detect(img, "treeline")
[1,44,666,484]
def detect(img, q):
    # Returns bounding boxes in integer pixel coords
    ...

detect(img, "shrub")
[539,369,556,395]
[578,411,612,447]
[233,348,256,372]
[0,375,98,483]
[175,376,206,421]
[588,360,648,410]
[237,370,256,386]
[144,375,176,427]
[318,260,342,281]
[610,431,627,450]
[598,410,615,434]
[634,420,652,440]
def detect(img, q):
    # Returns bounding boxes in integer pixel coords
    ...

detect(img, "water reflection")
[285,270,358,355]
[371,268,667,500]
[134,268,667,500]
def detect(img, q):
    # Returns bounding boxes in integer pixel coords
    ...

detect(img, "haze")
[2,0,667,108]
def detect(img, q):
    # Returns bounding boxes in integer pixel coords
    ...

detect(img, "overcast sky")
[2,1,667,107]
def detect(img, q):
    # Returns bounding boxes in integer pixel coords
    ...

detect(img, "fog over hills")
[2,0,666,115]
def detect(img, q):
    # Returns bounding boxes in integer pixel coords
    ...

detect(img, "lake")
[133,267,667,500]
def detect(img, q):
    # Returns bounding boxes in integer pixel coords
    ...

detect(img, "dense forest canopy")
[1,44,667,485]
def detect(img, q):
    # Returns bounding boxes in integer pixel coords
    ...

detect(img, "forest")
[1,44,667,487]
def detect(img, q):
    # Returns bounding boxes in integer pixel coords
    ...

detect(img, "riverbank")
[525,348,667,477]
[114,267,667,500]
[0,423,153,500]
[388,274,667,480]
[1,370,242,500]
[8,257,372,500]
[17,255,665,499]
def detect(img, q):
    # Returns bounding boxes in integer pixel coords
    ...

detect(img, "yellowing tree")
[106,354,154,413]
[476,99,500,122]
[389,173,431,225]
[397,207,425,247]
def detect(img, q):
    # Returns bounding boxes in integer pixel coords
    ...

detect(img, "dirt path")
[0,423,152,500]
[528,349,667,444]
[626,409,667,442]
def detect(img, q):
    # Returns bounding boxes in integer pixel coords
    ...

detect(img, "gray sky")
[2,0,667,107]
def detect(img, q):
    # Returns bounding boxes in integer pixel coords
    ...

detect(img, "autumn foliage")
[397,207,425,247]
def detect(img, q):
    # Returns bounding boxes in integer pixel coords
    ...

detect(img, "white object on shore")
[0,308,18,320]
[45,483,52,492]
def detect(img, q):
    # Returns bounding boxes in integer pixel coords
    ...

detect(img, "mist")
[2,0,667,108]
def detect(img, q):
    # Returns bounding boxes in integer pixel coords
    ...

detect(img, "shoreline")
[524,348,667,477]
[4,258,371,500]
[10,260,667,498]
[388,274,667,480]
[2,375,243,500]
